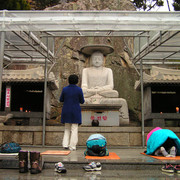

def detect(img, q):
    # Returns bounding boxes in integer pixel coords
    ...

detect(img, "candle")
[20,107,23,112]
[176,107,179,113]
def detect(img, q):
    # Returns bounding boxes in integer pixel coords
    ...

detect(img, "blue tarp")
[146,129,180,155]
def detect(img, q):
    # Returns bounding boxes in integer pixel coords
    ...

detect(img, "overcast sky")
[151,0,174,11]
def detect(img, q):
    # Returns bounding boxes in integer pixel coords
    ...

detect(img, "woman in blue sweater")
[60,74,85,151]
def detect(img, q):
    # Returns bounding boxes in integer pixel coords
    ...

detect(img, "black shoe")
[19,151,29,173]
[63,147,69,150]
[30,151,42,174]
[161,164,174,173]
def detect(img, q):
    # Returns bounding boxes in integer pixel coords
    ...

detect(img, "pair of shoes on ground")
[83,162,102,171]
[19,151,41,174]
[54,161,102,173]
[160,146,176,157]
[161,164,180,173]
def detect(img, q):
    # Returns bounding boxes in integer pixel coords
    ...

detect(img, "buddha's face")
[91,52,104,67]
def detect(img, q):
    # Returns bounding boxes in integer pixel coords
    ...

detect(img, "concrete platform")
[1,146,180,170]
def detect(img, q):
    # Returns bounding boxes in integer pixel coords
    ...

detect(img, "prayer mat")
[41,150,71,156]
[0,153,18,156]
[85,152,120,160]
[141,152,180,160]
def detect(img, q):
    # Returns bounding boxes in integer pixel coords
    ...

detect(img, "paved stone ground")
[0,169,179,179]
[1,146,180,179]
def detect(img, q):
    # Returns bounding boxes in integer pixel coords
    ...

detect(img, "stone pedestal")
[81,104,121,126]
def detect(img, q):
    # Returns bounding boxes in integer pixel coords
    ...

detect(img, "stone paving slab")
[1,147,180,169]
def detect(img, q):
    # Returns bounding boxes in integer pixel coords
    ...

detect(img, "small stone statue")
[0,114,13,125]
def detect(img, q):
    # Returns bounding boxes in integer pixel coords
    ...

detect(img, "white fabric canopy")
[0,10,180,64]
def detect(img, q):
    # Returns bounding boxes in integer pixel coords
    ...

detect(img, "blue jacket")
[60,84,84,124]
[87,134,107,142]
[146,129,180,155]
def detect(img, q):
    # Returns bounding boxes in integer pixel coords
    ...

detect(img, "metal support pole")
[140,58,145,147]
[42,37,48,147]
[139,37,145,147]
[0,32,5,108]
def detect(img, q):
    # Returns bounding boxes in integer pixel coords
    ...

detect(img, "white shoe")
[160,147,168,157]
[166,154,174,157]
[83,162,102,171]
[170,146,176,157]
[69,147,76,151]
[55,162,67,173]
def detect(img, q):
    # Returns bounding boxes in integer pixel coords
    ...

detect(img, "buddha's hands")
[82,87,97,97]
[93,86,104,91]
[87,89,97,95]
[82,87,87,94]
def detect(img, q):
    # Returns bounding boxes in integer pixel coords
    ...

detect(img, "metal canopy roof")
[3,31,55,64]
[0,10,180,65]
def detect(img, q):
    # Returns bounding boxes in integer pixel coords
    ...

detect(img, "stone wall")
[1,125,180,146]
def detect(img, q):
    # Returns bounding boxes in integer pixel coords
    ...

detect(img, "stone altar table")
[81,104,121,126]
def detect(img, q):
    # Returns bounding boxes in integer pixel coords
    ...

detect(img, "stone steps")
[0,159,164,170]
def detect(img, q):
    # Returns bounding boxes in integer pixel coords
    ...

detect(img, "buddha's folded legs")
[100,98,128,117]
[84,90,119,98]
[84,91,96,98]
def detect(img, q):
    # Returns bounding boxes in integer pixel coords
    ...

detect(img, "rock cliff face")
[45,0,141,125]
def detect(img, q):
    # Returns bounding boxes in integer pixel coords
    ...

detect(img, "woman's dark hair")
[68,74,78,84]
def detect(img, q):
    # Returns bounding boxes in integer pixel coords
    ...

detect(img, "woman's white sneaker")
[83,162,102,171]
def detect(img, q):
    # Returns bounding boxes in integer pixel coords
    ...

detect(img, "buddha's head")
[90,51,104,67]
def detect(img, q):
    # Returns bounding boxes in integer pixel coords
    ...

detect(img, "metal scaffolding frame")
[0,10,180,147]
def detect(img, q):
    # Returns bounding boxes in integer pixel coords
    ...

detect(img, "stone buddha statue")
[82,51,119,100]
[80,45,129,124]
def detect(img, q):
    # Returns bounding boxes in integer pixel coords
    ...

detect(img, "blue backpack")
[84,134,109,156]
[0,142,21,153]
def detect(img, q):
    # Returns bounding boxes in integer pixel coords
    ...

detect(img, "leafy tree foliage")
[173,0,180,10]
[132,0,180,11]
[0,0,30,10]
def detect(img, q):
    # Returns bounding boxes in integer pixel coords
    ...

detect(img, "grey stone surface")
[34,132,42,145]
[1,168,179,179]
[0,125,180,146]
[1,146,179,173]
[106,133,130,146]
[45,132,63,146]
[130,133,142,146]
[3,131,33,145]
[0,131,2,144]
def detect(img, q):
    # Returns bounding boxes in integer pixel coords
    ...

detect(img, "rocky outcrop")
[45,0,141,124]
